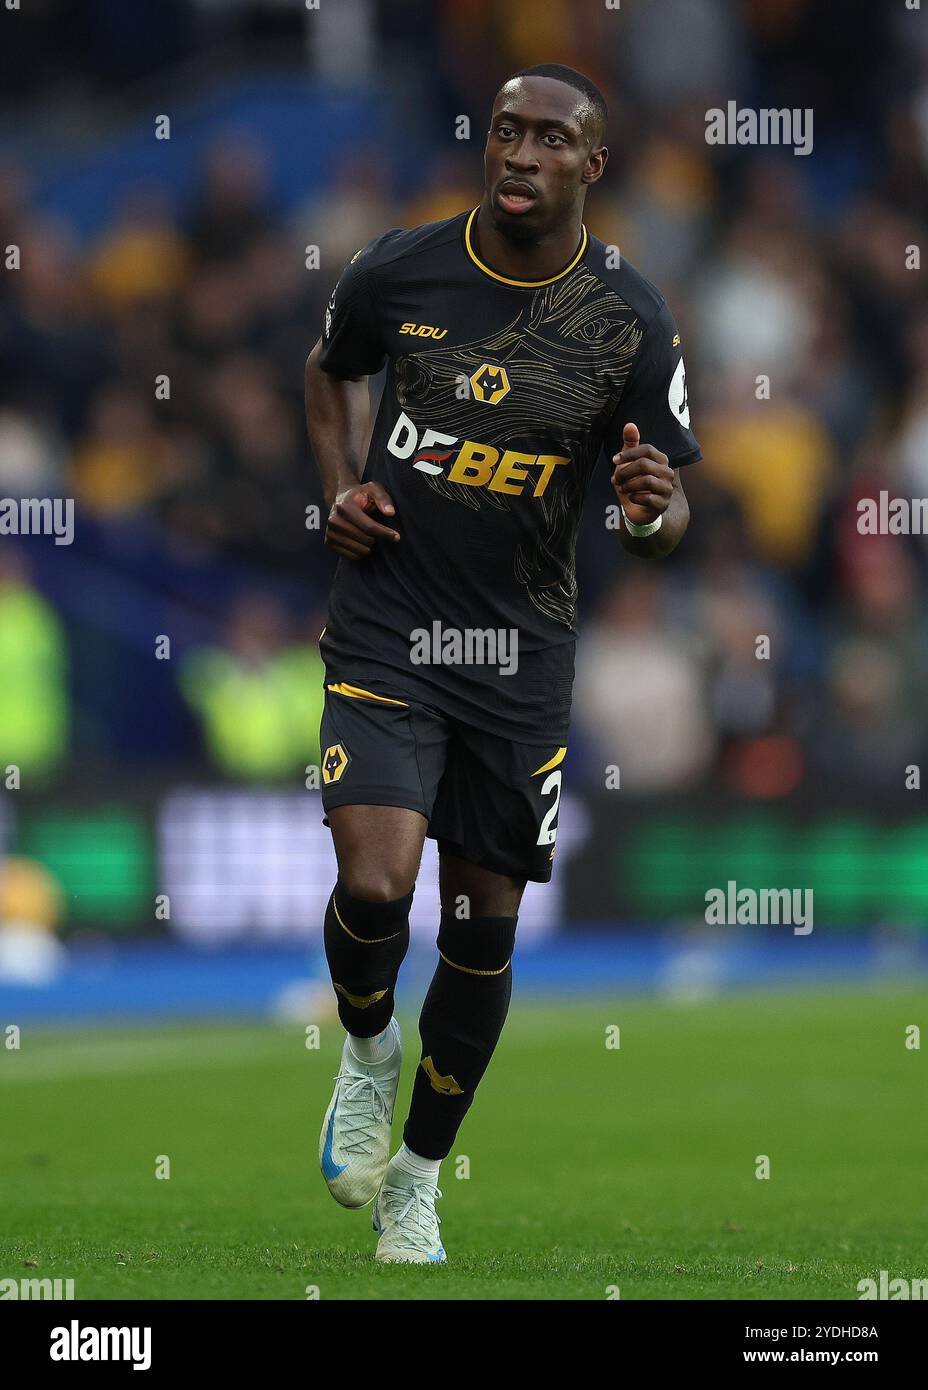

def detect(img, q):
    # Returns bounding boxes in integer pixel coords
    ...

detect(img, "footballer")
[304,64,701,1263]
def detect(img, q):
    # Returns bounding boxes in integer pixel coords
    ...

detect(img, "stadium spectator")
[179,593,325,780]
[574,570,714,792]
[0,553,69,780]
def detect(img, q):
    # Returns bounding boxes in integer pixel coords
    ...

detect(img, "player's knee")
[339,865,416,904]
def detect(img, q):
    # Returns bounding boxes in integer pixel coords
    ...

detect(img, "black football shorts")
[319,677,567,883]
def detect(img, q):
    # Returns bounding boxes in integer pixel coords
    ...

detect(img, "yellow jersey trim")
[326,682,409,707]
[464,207,588,287]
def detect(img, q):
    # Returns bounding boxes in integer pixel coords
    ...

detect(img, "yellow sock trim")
[334,983,388,1009]
[333,897,405,944]
[438,950,511,977]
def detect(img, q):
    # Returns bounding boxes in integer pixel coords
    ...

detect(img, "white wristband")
[621,507,663,538]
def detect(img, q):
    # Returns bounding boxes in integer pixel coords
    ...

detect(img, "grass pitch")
[1,986,924,1300]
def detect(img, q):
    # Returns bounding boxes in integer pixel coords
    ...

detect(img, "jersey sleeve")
[317,243,387,378]
[604,300,701,466]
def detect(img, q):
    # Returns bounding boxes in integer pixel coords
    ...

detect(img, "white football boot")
[319,1019,402,1208]
[372,1161,446,1264]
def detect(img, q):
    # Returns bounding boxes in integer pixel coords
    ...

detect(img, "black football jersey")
[316,207,701,741]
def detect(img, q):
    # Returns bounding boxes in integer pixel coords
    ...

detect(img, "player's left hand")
[611,423,674,527]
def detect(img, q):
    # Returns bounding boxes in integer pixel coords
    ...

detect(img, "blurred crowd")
[1,0,928,795]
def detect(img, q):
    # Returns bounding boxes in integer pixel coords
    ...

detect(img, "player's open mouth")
[497,182,537,215]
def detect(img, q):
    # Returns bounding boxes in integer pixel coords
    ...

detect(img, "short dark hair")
[504,64,608,145]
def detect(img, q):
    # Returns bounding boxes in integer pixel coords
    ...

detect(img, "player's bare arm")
[305,337,400,558]
[611,420,690,559]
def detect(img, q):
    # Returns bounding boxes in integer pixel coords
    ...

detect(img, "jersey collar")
[464,206,588,288]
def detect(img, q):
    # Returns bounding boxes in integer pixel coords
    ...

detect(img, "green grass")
[1,987,925,1299]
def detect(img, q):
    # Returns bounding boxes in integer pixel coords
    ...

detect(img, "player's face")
[485,77,606,240]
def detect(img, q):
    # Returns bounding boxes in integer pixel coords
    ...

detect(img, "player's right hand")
[325,481,400,559]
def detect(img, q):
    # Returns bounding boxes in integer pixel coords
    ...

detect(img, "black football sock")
[403,912,517,1161]
[323,882,412,1038]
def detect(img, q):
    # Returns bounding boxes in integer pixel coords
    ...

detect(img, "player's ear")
[582,145,607,185]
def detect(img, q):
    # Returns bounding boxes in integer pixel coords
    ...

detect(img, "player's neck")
[473,201,585,282]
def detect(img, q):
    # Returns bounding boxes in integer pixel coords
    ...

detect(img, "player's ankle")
[348,1023,396,1065]
[389,1144,442,1185]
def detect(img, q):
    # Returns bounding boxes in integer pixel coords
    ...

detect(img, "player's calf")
[404,911,517,1159]
[370,912,516,1261]
[323,882,412,1038]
